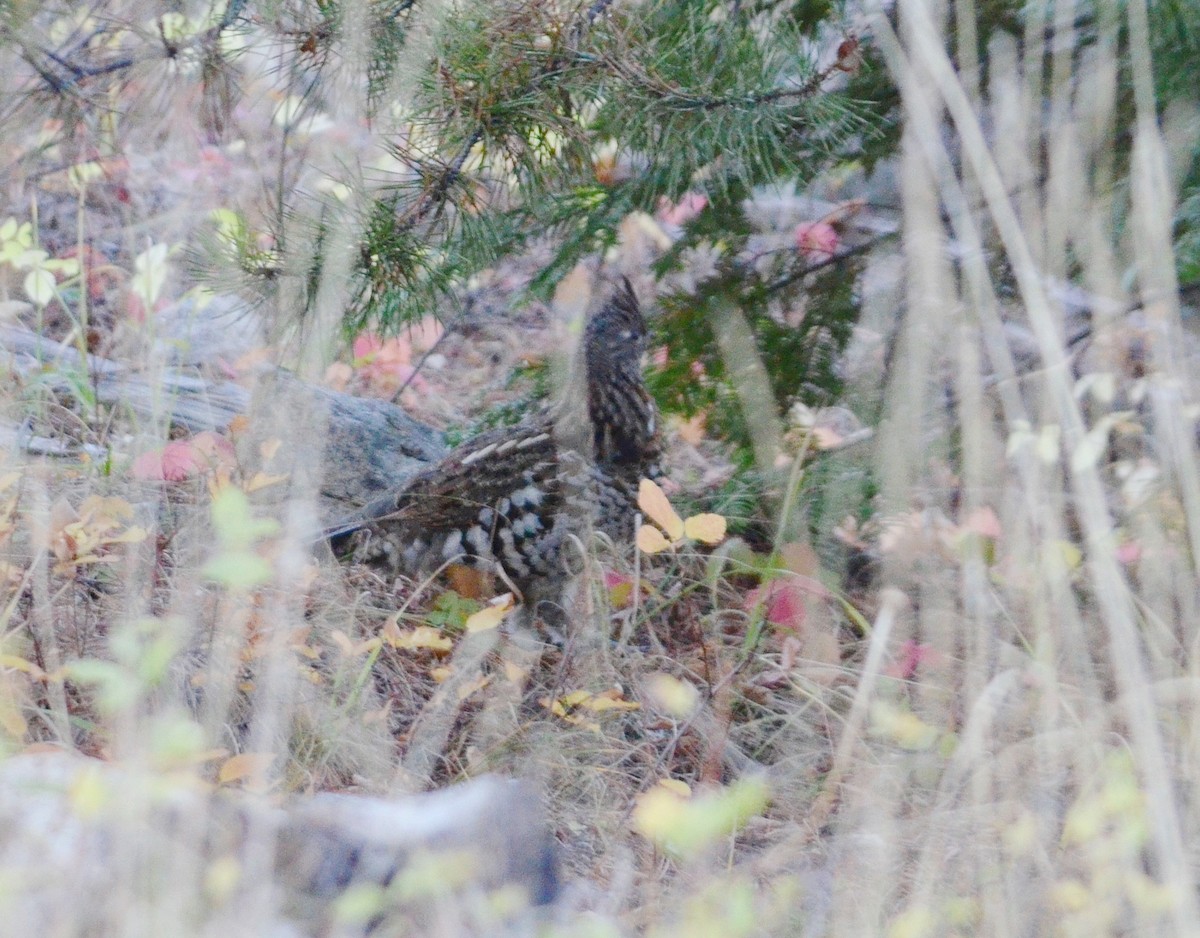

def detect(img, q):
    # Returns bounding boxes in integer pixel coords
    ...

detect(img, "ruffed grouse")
[327,278,659,604]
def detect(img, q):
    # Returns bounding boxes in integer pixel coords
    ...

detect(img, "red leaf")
[794,221,839,263]
[131,432,235,482]
[745,580,808,633]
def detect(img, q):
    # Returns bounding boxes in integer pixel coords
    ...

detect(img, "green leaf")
[204,551,273,589]
[209,487,279,547]
[23,268,55,305]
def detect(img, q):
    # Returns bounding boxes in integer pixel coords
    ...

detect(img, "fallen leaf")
[637,524,673,554]
[388,625,453,652]
[245,472,289,493]
[464,593,514,632]
[643,673,700,718]
[218,752,276,786]
[746,580,809,633]
[0,655,47,681]
[638,478,685,541]
[683,513,726,545]
[582,692,640,713]
[456,674,492,701]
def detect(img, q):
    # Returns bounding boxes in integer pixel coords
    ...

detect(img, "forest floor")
[2,6,1198,938]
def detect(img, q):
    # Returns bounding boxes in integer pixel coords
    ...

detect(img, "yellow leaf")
[633,778,768,856]
[259,438,282,461]
[464,593,514,632]
[871,702,938,750]
[79,495,134,523]
[632,785,690,841]
[637,524,673,554]
[382,616,404,645]
[430,666,452,683]
[1051,880,1092,912]
[68,764,110,818]
[683,513,726,545]
[889,906,937,938]
[0,696,27,737]
[245,472,289,493]
[67,160,104,189]
[105,525,148,545]
[218,751,276,786]
[608,579,633,609]
[390,626,453,652]
[205,856,243,904]
[644,673,700,718]
[1055,540,1083,570]
[584,695,641,713]
[0,655,47,681]
[70,554,113,566]
[304,668,325,685]
[638,479,684,541]
[455,674,491,701]
[329,630,356,656]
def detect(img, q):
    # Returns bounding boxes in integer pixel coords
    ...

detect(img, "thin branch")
[381,0,615,243]
[600,31,851,114]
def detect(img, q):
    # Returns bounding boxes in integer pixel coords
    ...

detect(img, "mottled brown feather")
[326,277,660,600]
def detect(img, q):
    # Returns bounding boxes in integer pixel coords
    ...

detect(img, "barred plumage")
[327,277,660,603]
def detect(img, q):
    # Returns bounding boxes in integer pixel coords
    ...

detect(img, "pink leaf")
[794,221,839,263]
[352,331,429,395]
[352,333,384,360]
[963,506,1002,539]
[131,450,168,481]
[656,191,708,227]
[1116,541,1142,565]
[161,440,207,481]
[603,569,628,590]
[884,640,941,680]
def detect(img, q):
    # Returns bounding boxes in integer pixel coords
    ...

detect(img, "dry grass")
[0,0,1196,935]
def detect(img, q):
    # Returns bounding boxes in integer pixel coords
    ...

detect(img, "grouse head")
[584,276,649,382]
[580,277,659,473]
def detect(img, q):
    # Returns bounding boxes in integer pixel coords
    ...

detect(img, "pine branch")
[600,46,848,114]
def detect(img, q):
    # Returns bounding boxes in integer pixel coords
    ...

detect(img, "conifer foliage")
[335,0,889,330]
